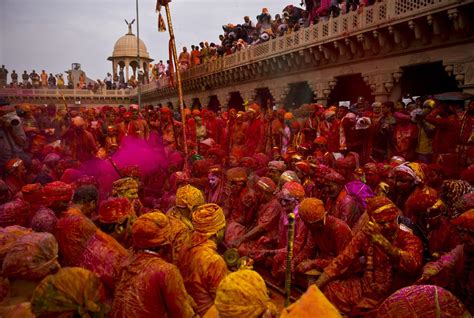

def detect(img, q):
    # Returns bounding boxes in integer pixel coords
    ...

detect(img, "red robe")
[293,215,353,273]
[177,233,228,316]
[245,118,264,156]
[392,121,419,161]
[110,252,196,318]
[322,229,423,314]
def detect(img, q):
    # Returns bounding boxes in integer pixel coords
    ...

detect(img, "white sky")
[1,0,302,80]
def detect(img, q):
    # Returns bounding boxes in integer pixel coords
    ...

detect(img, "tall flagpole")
[162,2,189,161]
[136,0,142,108]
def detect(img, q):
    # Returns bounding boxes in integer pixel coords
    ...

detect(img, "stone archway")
[284,82,314,110]
[254,87,274,111]
[228,92,245,112]
[328,74,372,106]
[208,95,220,113]
[191,98,202,110]
[401,61,460,96]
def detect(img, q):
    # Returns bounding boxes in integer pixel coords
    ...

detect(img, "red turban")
[43,181,73,205]
[208,147,226,159]
[405,187,439,221]
[0,198,30,227]
[314,136,327,145]
[282,181,305,200]
[98,197,133,224]
[256,177,276,193]
[60,169,84,184]
[323,170,345,184]
[451,209,474,231]
[21,183,44,208]
[367,196,400,222]
[295,161,311,175]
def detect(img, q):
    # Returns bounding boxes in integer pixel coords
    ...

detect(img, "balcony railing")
[0,87,132,98]
[176,0,462,81]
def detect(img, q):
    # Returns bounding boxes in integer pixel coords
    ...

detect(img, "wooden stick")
[285,212,296,307]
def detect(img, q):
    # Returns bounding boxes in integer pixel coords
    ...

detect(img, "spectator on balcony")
[79,72,86,89]
[178,47,191,72]
[191,45,201,66]
[30,70,40,88]
[48,73,56,88]
[22,70,29,86]
[256,8,273,37]
[56,74,65,89]
[157,60,166,78]
[199,42,210,64]
[41,70,48,87]
[0,65,8,88]
[243,16,257,42]
[10,70,18,86]
[209,43,218,61]
[105,73,112,90]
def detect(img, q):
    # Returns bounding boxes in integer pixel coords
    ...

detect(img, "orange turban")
[281,285,341,318]
[299,198,325,223]
[282,181,305,200]
[192,203,226,236]
[131,211,171,249]
[284,112,293,120]
[367,196,400,222]
[214,269,277,318]
[451,209,474,231]
[98,197,133,224]
[295,161,311,174]
[248,103,261,113]
[175,184,205,211]
[226,167,248,182]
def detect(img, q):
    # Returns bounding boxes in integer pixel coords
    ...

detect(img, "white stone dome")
[109,30,151,59]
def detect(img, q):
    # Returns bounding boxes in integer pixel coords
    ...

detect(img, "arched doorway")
[191,98,201,110]
[284,82,314,110]
[227,92,245,111]
[208,95,220,113]
[254,87,274,111]
[328,74,372,106]
[400,61,460,96]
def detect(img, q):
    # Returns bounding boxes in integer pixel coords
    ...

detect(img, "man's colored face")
[377,218,397,238]
[321,182,341,199]
[267,169,281,184]
[230,180,245,195]
[395,172,414,193]
[373,105,382,115]
[365,171,380,187]
[208,174,220,187]
[278,191,298,213]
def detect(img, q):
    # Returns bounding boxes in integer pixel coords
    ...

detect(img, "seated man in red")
[316,196,424,316]
[294,198,352,276]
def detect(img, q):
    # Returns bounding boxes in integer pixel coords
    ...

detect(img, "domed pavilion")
[108,22,153,83]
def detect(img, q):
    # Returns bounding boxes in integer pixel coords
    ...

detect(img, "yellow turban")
[176,184,205,211]
[112,177,139,200]
[298,198,325,223]
[31,267,108,318]
[131,211,171,249]
[192,203,226,236]
[215,269,277,318]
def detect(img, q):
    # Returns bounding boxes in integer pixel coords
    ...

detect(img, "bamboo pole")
[163,3,189,161]
[285,212,296,307]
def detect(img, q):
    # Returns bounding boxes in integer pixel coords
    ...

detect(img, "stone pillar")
[216,92,230,111]
[125,60,130,82]
[268,84,290,107]
[308,79,337,106]
[363,70,400,102]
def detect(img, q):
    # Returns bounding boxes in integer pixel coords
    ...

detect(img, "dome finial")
[124,18,135,35]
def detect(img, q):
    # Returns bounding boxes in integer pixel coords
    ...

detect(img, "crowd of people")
[0,91,473,317]
[171,1,380,73]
